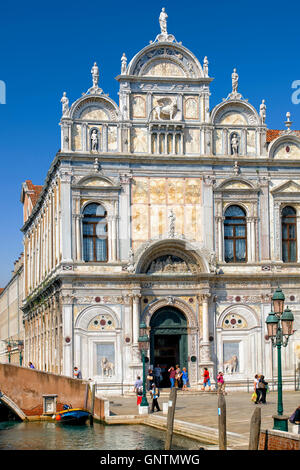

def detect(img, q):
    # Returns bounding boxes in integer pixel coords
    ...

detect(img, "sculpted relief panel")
[142,59,185,77]
[131,95,146,119]
[81,106,109,121]
[184,96,198,120]
[131,127,148,153]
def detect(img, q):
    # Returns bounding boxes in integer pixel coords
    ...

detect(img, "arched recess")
[134,238,212,274]
[75,305,120,331]
[216,304,261,378]
[268,135,300,159]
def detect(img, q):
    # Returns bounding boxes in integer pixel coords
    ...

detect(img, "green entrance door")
[150,306,188,388]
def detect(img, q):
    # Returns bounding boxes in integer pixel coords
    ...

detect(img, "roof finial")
[86,62,103,95]
[285,111,293,133]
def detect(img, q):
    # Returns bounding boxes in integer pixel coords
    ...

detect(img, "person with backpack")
[150,383,160,413]
[257,375,268,404]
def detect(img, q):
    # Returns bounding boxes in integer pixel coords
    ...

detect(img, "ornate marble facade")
[17,9,300,394]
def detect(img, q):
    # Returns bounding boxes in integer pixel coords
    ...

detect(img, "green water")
[0,421,202,450]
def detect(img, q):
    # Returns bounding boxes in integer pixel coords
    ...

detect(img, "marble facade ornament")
[121,53,127,74]
[168,209,176,237]
[231,133,239,155]
[203,56,209,77]
[91,129,99,152]
[86,62,103,95]
[154,8,176,43]
[260,99,266,124]
[61,92,69,116]
[226,68,243,100]
[148,97,178,121]
[285,111,293,133]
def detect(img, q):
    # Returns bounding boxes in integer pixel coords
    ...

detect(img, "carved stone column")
[132,293,141,346]
[199,294,214,377]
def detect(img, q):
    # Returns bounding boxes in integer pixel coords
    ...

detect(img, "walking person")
[134,375,143,405]
[182,367,189,391]
[257,375,268,404]
[201,367,211,391]
[253,374,261,404]
[146,369,154,391]
[168,366,176,389]
[150,383,161,413]
[153,364,162,388]
[217,371,225,395]
[175,364,182,388]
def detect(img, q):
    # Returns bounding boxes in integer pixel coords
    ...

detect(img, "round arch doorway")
[150,306,188,388]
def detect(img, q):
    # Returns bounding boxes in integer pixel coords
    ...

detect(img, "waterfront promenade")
[108,390,300,450]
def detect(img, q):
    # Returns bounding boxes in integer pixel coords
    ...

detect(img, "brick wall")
[259,429,300,450]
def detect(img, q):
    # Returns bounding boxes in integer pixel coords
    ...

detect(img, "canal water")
[0,420,202,450]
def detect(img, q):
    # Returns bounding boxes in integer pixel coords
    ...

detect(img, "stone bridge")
[0,363,107,421]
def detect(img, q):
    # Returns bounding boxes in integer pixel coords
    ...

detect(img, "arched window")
[282,206,297,262]
[224,205,247,263]
[82,203,107,262]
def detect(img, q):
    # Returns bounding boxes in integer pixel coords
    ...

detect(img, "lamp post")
[266,287,294,431]
[7,343,11,364]
[138,322,149,411]
[18,341,24,366]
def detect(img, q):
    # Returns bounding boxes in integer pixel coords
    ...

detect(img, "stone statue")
[91,62,99,88]
[60,92,69,116]
[260,99,266,124]
[203,56,209,77]
[232,68,239,94]
[231,134,239,155]
[121,53,127,74]
[159,7,168,34]
[168,209,176,237]
[91,129,98,151]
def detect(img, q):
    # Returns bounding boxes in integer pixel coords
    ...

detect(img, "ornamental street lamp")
[18,340,24,366]
[138,322,150,409]
[266,287,294,431]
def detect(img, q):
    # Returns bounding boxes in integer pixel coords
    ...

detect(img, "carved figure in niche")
[148,97,178,121]
[101,357,115,377]
[168,209,176,237]
[232,68,239,94]
[91,62,99,88]
[231,133,239,155]
[159,7,168,34]
[121,53,127,74]
[224,355,238,374]
[91,129,99,152]
[260,99,266,124]
[61,91,69,116]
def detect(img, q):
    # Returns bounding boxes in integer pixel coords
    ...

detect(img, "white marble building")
[20,9,300,394]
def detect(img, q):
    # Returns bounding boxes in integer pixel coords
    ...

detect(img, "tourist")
[168,366,176,388]
[150,383,161,413]
[74,366,82,379]
[253,374,260,404]
[134,376,143,393]
[28,361,35,369]
[146,369,154,391]
[201,368,211,391]
[257,375,268,404]
[175,364,182,388]
[289,405,300,432]
[153,364,162,388]
[217,371,225,395]
[182,367,189,391]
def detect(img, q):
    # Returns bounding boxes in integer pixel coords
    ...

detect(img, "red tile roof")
[267,130,300,142]
[25,180,43,207]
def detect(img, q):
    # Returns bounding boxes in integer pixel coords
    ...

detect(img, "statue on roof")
[203,56,209,77]
[91,62,99,88]
[260,99,266,124]
[159,7,168,34]
[232,68,239,94]
[60,92,69,116]
[121,53,127,74]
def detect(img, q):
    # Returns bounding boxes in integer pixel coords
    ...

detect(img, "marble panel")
[132,178,149,204]
[132,205,149,240]
[72,124,82,151]
[185,178,201,204]
[150,178,167,204]
[247,130,256,155]
[131,95,146,118]
[184,128,200,154]
[184,96,198,120]
[81,106,109,121]
[274,142,300,158]
[219,112,247,125]
[142,59,185,77]
[167,179,185,204]
[131,127,148,153]
[214,129,222,154]
[108,126,117,151]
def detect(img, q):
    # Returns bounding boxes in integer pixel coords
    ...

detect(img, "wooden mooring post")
[248,407,261,450]
[89,383,95,426]
[165,387,177,450]
[218,393,227,450]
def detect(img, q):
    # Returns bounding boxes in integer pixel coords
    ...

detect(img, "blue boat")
[55,405,91,425]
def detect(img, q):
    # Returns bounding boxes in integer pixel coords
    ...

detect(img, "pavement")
[107,389,300,450]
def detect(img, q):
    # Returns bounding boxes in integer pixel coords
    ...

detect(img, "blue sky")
[0,0,299,286]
